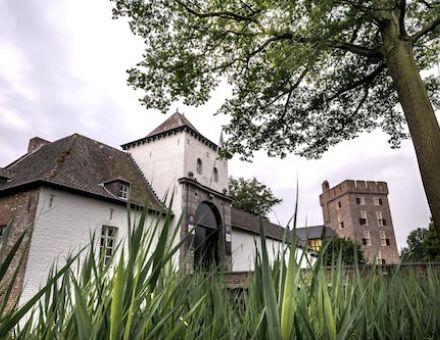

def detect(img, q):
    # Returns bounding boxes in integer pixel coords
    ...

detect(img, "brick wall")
[0,189,40,310]
[320,180,400,264]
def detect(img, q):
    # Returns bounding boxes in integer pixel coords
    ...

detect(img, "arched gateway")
[194,202,221,271]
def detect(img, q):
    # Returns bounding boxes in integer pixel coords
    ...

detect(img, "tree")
[321,237,366,266]
[401,219,440,262]
[112,0,440,240]
[400,227,427,261]
[228,176,282,217]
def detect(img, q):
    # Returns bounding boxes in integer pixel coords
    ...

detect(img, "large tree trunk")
[381,17,440,242]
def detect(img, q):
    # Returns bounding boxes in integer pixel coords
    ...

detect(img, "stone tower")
[121,112,232,271]
[319,179,400,264]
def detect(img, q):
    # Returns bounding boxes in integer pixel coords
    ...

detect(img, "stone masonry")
[0,188,40,309]
[320,180,400,264]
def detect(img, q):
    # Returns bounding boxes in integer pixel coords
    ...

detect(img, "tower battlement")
[320,179,388,205]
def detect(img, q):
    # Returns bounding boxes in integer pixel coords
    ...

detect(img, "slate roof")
[231,208,292,242]
[121,111,218,151]
[147,111,199,137]
[0,134,162,210]
[295,225,336,241]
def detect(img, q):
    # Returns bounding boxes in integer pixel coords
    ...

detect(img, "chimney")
[322,180,330,192]
[28,137,50,153]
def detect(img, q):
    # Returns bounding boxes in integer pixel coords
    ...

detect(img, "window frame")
[100,225,118,264]
[118,183,129,200]
[356,197,366,205]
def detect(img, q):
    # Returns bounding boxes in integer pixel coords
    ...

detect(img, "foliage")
[401,219,440,262]
[228,176,282,216]
[1,202,440,338]
[111,0,440,159]
[321,236,366,266]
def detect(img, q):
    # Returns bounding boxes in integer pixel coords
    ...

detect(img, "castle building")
[0,112,311,306]
[319,179,400,264]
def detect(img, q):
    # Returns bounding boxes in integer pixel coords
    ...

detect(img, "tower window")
[373,197,383,206]
[356,197,366,205]
[362,230,371,246]
[359,210,368,225]
[197,158,203,174]
[337,201,341,209]
[213,167,218,182]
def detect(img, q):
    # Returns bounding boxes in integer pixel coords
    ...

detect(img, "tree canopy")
[228,176,282,217]
[112,0,440,239]
[321,237,366,266]
[401,220,440,262]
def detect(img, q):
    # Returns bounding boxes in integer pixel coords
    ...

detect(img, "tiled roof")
[231,208,292,242]
[147,111,199,137]
[0,134,162,210]
[295,225,336,241]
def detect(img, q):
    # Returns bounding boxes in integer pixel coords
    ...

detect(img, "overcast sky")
[0,0,436,250]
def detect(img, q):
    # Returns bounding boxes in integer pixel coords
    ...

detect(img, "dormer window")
[103,177,131,200]
[213,167,218,182]
[118,183,129,200]
[197,158,203,174]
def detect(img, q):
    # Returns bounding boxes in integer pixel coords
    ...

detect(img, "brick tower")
[319,180,400,264]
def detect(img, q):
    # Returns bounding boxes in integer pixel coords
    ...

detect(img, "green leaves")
[229,176,283,217]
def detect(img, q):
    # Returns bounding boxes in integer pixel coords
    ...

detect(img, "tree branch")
[411,17,440,43]
[332,42,383,59]
[320,63,385,107]
[398,0,408,38]
[174,0,260,22]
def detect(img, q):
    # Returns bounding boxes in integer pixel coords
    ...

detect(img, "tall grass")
[1,202,440,339]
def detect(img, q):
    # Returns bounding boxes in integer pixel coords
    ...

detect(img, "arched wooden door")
[194,202,220,271]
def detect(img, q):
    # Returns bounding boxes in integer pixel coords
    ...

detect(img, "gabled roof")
[0,134,162,210]
[295,225,336,241]
[147,111,199,137]
[121,111,218,151]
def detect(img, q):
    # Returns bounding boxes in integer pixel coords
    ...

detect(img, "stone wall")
[0,188,40,310]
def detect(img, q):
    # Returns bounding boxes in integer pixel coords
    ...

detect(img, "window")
[0,225,5,250]
[376,251,382,264]
[196,158,203,174]
[337,201,341,209]
[213,167,218,182]
[337,214,344,229]
[373,197,383,206]
[376,211,386,226]
[100,226,117,264]
[356,197,365,205]
[309,239,322,251]
[359,210,368,226]
[362,230,371,246]
[380,230,387,246]
[118,184,129,200]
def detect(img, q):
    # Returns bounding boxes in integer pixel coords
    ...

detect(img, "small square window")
[373,197,383,206]
[118,184,129,199]
[356,197,365,205]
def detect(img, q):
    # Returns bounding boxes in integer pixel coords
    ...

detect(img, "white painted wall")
[127,132,185,216]
[183,133,228,194]
[231,228,312,271]
[19,187,163,304]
